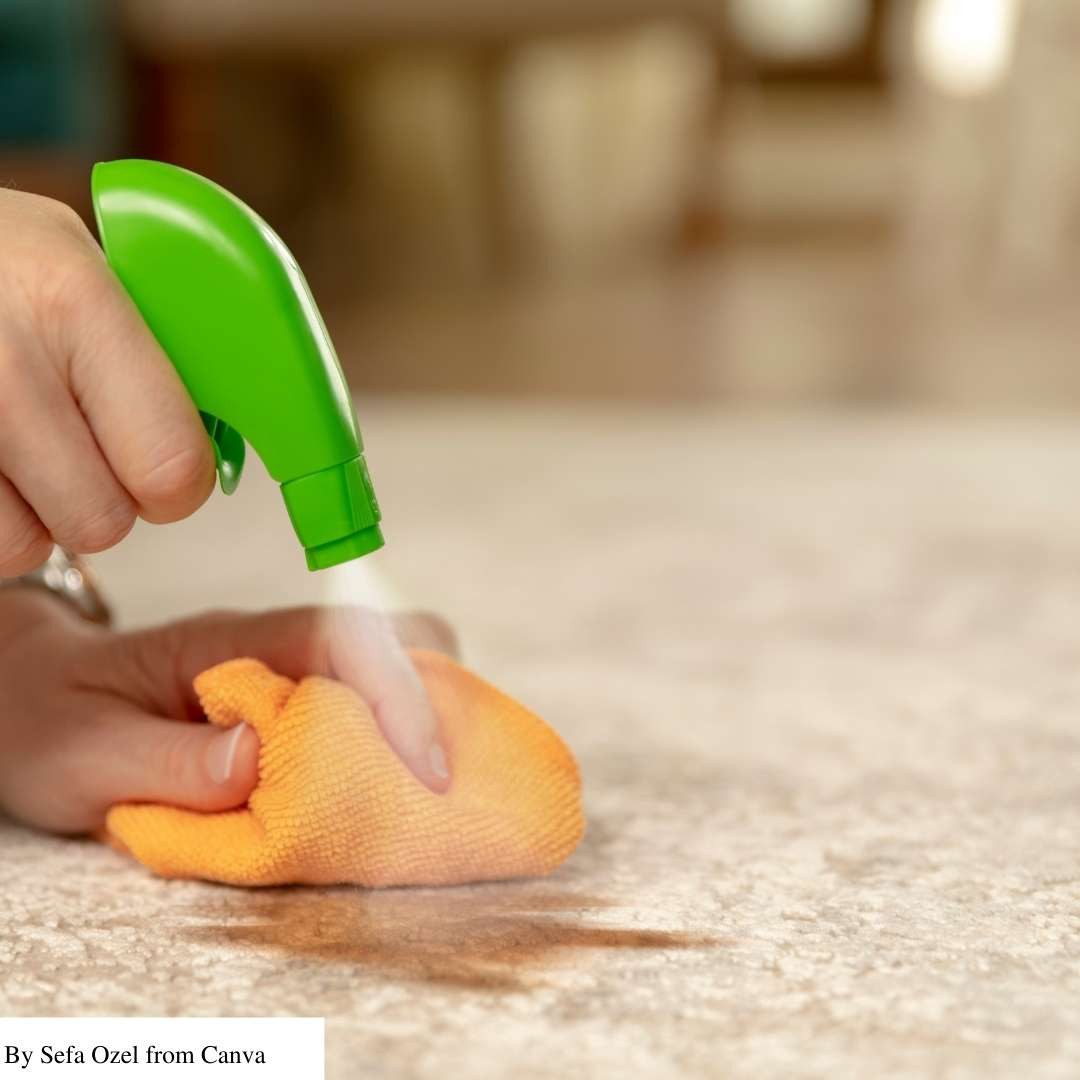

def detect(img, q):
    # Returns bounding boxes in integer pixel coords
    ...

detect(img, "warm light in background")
[728,0,870,60]
[914,0,1018,96]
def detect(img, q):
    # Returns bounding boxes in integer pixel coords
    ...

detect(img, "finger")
[0,474,51,577]
[120,606,455,792]
[327,606,451,792]
[65,699,260,819]
[0,337,137,554]
[55,253,215,525]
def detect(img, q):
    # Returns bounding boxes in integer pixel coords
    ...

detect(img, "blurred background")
[1,0,1077,408]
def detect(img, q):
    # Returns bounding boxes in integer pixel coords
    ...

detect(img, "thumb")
[81,706,260,815]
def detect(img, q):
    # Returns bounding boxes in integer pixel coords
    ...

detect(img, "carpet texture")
[3,403,1080,1078]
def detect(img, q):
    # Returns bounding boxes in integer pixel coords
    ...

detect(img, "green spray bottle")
[90,159,383,571]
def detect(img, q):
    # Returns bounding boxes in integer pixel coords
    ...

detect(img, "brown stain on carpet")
[182,888,719,991]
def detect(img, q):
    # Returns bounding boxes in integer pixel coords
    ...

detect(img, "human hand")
[0,590,458,833]
[0,190,216,576]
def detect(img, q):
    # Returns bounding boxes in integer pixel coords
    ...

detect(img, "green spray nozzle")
[90,159,383,571]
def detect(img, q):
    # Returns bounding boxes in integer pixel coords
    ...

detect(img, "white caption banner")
[0,1019,323,1078]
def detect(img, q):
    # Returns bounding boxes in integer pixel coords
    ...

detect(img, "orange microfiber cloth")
[106,650,584,887]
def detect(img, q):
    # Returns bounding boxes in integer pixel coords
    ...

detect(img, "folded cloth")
[106,650,584,887]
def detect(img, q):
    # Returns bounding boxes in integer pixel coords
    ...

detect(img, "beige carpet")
[3,402,1080,1078]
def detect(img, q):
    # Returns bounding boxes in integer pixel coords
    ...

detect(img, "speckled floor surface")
[3,401,1080,1078]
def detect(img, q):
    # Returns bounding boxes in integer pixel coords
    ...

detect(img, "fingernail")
[428,741,450,781]
[207,723,250,785]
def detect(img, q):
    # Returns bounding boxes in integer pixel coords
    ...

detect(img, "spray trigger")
[201,412,246,495]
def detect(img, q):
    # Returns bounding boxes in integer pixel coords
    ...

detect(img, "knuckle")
[0,512,51,577]
[34,248,111,330]
[15,192,92,247]
[65,253,114,309]
[55,496,136,553]
[2,194,101,339]
[133,439,214,517]
[42,198,93,243]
